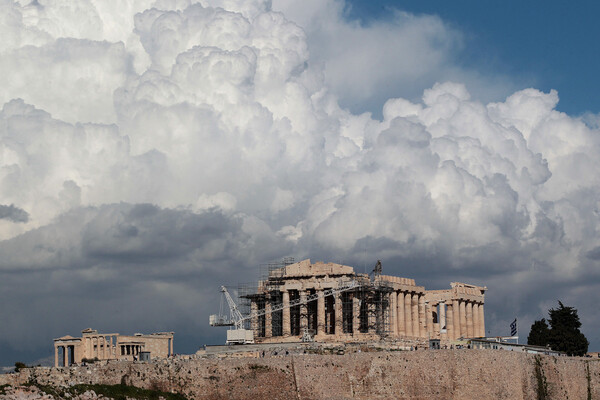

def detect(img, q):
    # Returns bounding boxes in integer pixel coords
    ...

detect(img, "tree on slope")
[547,301,588,356]
[527,318,550,347]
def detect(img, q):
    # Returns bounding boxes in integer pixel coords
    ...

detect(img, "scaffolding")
[212,258,396,344]
[236,264,394,340]
[347,277,393,337]
[236,258,295,338]
[234,282,257,331]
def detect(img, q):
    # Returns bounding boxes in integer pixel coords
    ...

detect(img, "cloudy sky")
[1,0,600,366]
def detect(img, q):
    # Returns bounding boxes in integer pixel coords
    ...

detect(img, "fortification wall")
[2,350,600,399]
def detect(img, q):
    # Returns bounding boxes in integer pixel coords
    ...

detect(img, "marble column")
[447,303,454,340]
[426,302,434,337]
[251,301,260,337]
[317,290,325,336]
[54,345,59,367]
[418,295,426,337]
[282,290,291,336]
[440,302,447,340]
[466,302,474,337]
[411,293,419,337]
[473,303,480,337]
[459,300,467,338]
[452,300,460,339]
[390,290,398,336]
[397,292,405,336]
[352,294,360,334]
[368,299,377,333]
[335,291,343,334]
[170,336,174,356]
[299,291,308,334]
[265,298,272,338]
[63,346,68,367]
[479,304,485,337]
[404,292,413,337]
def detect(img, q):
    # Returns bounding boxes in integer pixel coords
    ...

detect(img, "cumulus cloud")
[271,0,520,116]
[1,0,600,364]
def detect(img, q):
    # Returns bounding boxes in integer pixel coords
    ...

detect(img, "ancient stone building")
[53,328,174,367]
[246,259,486,344]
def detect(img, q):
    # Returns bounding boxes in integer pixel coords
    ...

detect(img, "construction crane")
[209,286,253,344]
[209,279,363,344]
[209,286,244,328]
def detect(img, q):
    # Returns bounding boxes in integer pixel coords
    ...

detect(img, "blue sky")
[346,0,600,117]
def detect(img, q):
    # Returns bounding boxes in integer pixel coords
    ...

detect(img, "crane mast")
[222,286,244,329]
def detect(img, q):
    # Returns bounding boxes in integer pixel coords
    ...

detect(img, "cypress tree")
[527,318,550,347]
[547,301,588,356]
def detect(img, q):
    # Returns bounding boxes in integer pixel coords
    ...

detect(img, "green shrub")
[14,362,27,372]
[68,384,188,400]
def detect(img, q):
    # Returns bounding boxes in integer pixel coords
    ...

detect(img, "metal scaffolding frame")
[236,267,395,340]
[351,279,393,337]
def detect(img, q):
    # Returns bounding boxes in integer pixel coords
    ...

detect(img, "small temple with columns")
[245,259,486,345]
[53,328,173,367]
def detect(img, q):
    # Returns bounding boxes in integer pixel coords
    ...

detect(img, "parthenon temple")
[245,259,486,344]
[53,328,174,367]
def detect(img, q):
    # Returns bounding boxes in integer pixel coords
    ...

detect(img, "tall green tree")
[547,301,588,356]
[527,318,550,346]
[527,301,588,356]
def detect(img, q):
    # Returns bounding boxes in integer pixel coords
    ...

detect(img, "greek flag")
[510,318,518,336]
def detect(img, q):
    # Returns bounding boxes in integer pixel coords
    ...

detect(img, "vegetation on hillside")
[30,383,188,400]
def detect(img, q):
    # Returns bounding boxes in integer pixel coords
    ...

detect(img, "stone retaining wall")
[2,350,599,399]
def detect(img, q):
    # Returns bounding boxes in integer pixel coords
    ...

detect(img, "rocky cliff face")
[2,350,599,399]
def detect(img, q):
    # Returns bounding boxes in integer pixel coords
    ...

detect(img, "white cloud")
[271,0,519,116]
[0,39,132,123]
[196,192,237,213]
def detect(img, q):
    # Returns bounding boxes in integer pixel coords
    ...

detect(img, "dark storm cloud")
[586,246,600,260]
[0,203,294,365]
[81,203,243,262]
[0,204,29,223]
